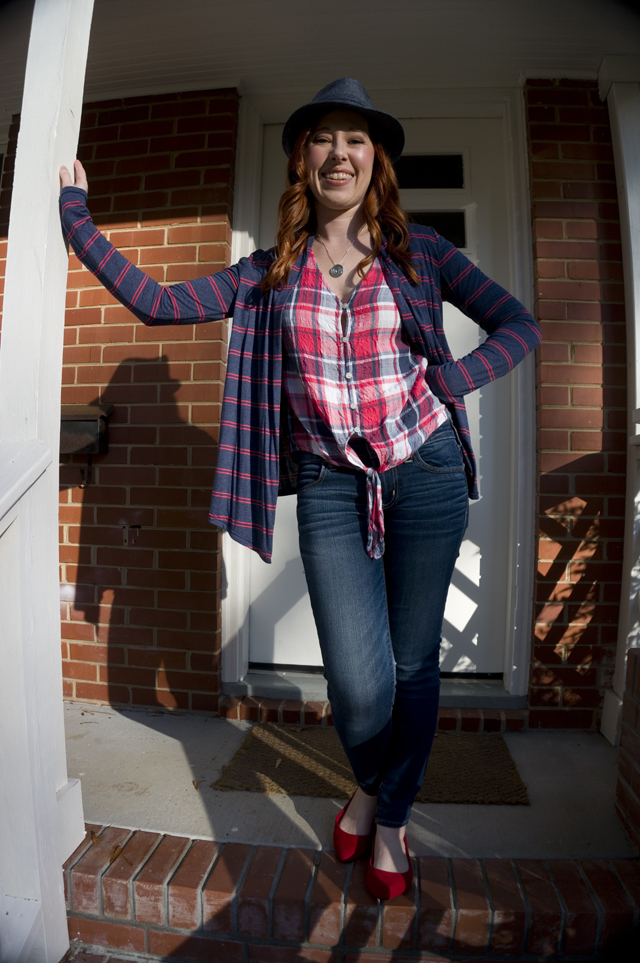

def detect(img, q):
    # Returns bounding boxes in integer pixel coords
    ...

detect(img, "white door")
[248,116,517,675]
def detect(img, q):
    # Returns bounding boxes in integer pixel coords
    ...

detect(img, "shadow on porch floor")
[64,701,635,860]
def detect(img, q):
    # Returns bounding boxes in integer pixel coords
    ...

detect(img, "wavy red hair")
[261,129,418,292]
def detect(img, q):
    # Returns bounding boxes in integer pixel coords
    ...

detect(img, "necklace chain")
[315,228,365,278]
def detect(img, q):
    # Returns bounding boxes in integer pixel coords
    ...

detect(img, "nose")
[329,134,348,161]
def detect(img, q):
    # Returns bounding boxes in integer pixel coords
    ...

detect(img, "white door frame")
[597,58,640,744]
[221,86,536,697]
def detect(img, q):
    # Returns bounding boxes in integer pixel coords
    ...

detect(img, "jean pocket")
[296,456,328,492]
[413,423,465,474]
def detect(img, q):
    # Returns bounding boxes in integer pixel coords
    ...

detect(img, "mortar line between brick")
[267,845,288,940]
[129,830,165,923]
[303,849,321,943]
[511,860,531,954]
[97,828,135,917]
[575,859,604,954]
[233,844,256,937]
[67,907,147,929]
[478,858,493,953]
[607,858,639,929]
[409,852,419,951]
[196,842,222,930]
[544,858,568,955]
[161,836,192,928]
[66,829,98,913]
[338,860,353,948]
[164,835,196,910]
[202,840,226,889]
[375,888,383,947]
[71,940,108,961]
[445,857,458,955]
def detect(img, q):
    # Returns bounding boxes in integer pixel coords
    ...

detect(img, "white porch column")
[597,58,640,745]
[0,0,94,960]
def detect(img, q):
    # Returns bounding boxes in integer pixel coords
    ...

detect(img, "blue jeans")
[296,419,469,826]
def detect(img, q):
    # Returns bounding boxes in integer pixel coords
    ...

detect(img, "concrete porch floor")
[64,701,636,860]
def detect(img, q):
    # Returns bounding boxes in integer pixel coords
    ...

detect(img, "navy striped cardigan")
[60,186,541,562]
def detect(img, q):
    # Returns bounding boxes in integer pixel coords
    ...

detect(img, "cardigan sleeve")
[424,234,541,402]
[59,186,241,325]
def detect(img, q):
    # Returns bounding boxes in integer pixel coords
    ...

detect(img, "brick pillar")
[617,649,640,849]
[525,79,627,728]
[46,88,237,712]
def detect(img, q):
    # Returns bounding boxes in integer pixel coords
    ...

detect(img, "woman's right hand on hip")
[59,159,88,193]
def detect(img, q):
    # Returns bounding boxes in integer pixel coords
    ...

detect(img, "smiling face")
[305,109,376,218]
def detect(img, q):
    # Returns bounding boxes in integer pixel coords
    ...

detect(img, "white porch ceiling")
[1,0,640,136]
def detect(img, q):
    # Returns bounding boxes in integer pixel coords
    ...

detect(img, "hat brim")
[282,101,404,164]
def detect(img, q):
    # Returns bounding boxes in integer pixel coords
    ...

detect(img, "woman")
[60,78,540,900]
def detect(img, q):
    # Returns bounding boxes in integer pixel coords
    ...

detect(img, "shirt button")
[345,372,352,379]
[342,337,349,343]
[350,403,357,410]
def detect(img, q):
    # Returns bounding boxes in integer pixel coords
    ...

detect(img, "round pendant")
[329,264,344,278]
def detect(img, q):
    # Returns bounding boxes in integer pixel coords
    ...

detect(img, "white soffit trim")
[598,55,640,101]
[5,0,640,120]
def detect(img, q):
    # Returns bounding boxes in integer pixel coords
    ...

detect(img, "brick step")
[219,697,527,734]
[64,825,640,960]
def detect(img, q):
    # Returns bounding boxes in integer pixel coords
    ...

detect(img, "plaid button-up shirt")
[60,187,541,562]
[283,250,448,557]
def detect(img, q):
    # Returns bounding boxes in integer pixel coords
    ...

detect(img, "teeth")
[324,172,352,181]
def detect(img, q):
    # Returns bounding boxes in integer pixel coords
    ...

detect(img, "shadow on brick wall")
[60,354,223,714]
[531,453,625,728]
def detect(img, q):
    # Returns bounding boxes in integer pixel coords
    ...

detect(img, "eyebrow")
[313,126,368,134]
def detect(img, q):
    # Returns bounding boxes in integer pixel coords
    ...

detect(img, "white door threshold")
[222,670,527,708]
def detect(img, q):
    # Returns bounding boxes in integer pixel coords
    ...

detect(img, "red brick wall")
[525,79,627,728]
[0,81,629,726]
[59,88,238,711]
[618,649,640,850]
[0,89,239,712]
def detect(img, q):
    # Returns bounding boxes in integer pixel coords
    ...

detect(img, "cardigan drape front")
[60,185,541,562]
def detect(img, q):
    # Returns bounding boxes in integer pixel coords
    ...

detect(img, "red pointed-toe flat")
[365,833,413,900]
[333,791,374,862]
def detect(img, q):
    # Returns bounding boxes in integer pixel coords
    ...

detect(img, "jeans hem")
[358,785,381,797]
[375,816,410,829]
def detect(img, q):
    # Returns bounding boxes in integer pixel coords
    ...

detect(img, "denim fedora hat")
[282,78,405,163]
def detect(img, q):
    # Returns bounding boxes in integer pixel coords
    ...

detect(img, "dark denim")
[296,419,469,826]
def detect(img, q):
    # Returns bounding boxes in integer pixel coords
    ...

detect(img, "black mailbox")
[60,404,114,454]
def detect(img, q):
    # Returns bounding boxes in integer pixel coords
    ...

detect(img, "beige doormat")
[212,723,529,805]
